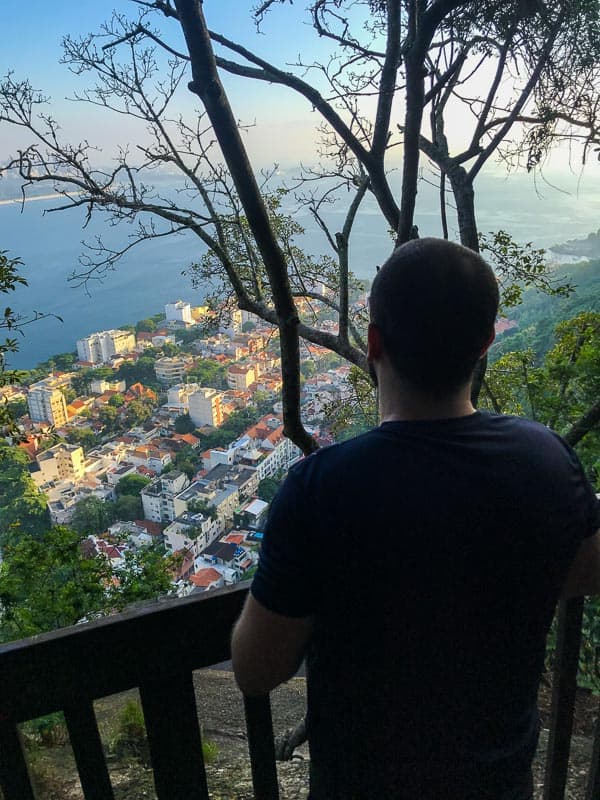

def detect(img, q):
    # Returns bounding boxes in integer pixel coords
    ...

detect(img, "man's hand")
[231,593,312,697]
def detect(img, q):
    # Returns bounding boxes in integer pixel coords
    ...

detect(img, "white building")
[141,470,190,523]
[165,383,201,413]
[77,330,136,365]
[154,355,194,384]
[46,481,116,525]
[165,300,193,325]
[163,511,223,558]
[33,443,85,486]
[90,378,126,395]
[188,387,223,428]
[27,378,68,426]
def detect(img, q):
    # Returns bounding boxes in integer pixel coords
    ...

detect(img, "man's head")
[368,238,499,394]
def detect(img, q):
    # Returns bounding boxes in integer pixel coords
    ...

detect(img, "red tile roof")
[190,568,223,587]
[133,519,163,537]
[224,533,245,545]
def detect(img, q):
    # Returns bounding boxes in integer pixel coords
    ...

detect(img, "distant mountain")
[551,229,600,258]
[490,258,600,361]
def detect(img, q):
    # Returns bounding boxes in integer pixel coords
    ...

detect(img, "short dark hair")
[369,238,499,392]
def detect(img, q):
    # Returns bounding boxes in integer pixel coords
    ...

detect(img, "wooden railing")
[0,587,597,800]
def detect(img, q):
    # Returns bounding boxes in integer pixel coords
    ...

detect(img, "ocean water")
[0,171,598,369]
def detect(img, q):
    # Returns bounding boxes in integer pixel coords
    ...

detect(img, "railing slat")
[544,597,584,800]
[0,719,36,800]
[64,701,115,800]
[140,672,209,800]
[585,701,600,800]
[244,695,280,800]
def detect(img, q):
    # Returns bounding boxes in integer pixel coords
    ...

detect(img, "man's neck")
[378,382,475,423]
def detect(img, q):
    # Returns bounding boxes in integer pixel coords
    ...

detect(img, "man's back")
[252,411,599,799]
[234,239,600,800]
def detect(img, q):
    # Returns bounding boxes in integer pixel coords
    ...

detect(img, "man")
[232,238,600,800]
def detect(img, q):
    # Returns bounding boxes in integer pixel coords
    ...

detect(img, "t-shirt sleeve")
[555,433,600,541]
[250,466,319,618]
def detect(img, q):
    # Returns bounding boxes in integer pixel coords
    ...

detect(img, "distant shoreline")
[0,193,82,207]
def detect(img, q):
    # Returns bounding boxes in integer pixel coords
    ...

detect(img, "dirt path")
[24,670,597,799]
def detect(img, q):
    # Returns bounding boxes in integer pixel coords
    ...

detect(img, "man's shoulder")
[288,428,382,483]
[481,412,574,452]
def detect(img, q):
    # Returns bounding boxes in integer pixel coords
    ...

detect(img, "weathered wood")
[544,598,584,800]
[140,672,209,800]
[244,695,280,800]
[0,583,248,723]
[0,719,36,800]
[585,701,600,800]
[64,701,115,800]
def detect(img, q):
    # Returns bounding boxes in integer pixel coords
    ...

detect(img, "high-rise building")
[27,378,69,427]
[76,330,136,365]
[165,300,193,325]
[188,387,223,428]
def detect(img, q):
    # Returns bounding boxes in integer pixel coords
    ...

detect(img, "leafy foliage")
[174,413,196,434]
[186,359,227,390]
[0,526,112,641]
[0,527,175,643]
[257,477,280,503]
[482,312,600,482]
[0,443,49,545]
[0,252,31,437]
[479,231,573,313]
[116,474,151,497]
[70,496,114,536]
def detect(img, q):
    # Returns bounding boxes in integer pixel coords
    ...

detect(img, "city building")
[163,511,223,558]
[202,415,301,479]
[165,383,201,413]
[27,378,68,426]
[76,330,136,365]
[32,443,85,486]
[154,355,195,385]
[141,470,190,523]
[46,480,115,525]
[165,300,193,325]
[89,379,126,395]
[227,364,256,391]
[188,387,223,428]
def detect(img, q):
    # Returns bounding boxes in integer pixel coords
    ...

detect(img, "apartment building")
[165,383,201,413]
[154,355,194,384]
[89,378,126,395]
[188,387,223,428]
[165,300,193,325]
[32,443,85,486]
[77,330,136,365]
[163,511,223,558]
[227,364,256,391]
[141,470,190,523]
[202,415,301,478]
[27,378,69,426]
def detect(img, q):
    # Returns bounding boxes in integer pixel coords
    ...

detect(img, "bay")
[0,171,598,369]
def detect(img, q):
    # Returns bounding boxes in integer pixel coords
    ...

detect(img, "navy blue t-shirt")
[251,412,600,799]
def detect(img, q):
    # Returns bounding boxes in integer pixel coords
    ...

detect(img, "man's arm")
[231,593,313,697]
[562,529,600,599]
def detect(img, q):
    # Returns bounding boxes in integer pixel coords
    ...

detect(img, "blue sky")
[0,2,336,165]
[1,2,598,183]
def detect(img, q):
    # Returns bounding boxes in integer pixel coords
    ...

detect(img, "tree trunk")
[447,164,487,404]
[447,165,479,252]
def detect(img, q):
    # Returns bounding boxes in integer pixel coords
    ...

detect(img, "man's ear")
[367,322,384,360]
